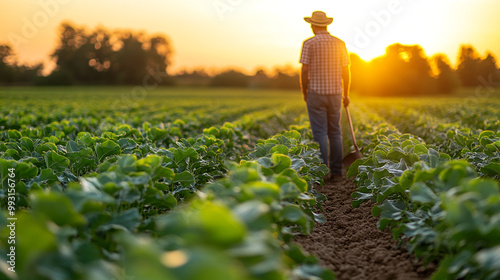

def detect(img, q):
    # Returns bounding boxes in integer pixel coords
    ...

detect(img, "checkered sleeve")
[300,40,310,65]
[341,42,350,67]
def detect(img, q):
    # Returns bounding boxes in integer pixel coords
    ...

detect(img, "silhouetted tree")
[0,44,42,85]
[210,70,249,87]
[358,44,433,96]
[174,69,211,86]
[49,22,173,85]
[0,45,14,83]
[248,68,270,88]
[267,65,299,89]
[457,45,482,87]
[456,45,500,87]
[433,54,459,93]
[479,53,498,86]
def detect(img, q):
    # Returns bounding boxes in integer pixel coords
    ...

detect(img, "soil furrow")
[296,177,435,280]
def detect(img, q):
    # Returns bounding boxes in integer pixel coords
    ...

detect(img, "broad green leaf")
[95,140,121,162]
[5,149,20,159]
[283,130,301,140]
[98,208,142,232]
[352,192,373,208]
[271,153,292,173]
[291,158,306,172]
[282,205,304,222]
[44,151,70,172]
[242,181,280,203]
[257,157,273,168]
[413,144,429,155]
[438,161,474,188]
[270,144,289,155]
[31,191,86,226]
[198,202,246,247]
[78,132,96,147]
[20,137,34,151]
[117,154,137,173]
[233,201,271,231]
[293,264,336,280]
[481,163,500,177]
[203,126,219,136]
[475,246,500,272]
[118,138,138,151]
[479,130,496,139]
[31,168,59,185]
[16,214,57,273]
[8,130,22,139]
[173,148,198,164]
[66,140,83,153]
[15,162,38,180]
[136,155,162,173]
[410,182,437,203]
[462,179,500,199]
[173,171,195,187]
[376,199,405,221]
[230,168,260,184]
[148,192,177,209]
[170,247,247,280]
[346,159,364,178]
[118,234,176,280]
[448,250,474,274]
[399,170,414,189]
[431,256,454,280]
[387,147,405,160]
[153,166,175,181]
[147,127,168,142]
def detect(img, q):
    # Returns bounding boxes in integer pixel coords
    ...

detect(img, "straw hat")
[304,11,333,26]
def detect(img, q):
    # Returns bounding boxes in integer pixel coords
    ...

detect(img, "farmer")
[299,11,351,181]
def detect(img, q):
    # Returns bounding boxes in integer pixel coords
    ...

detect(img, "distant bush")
[210,70,250,87]
[35,70,75,86]
[0,45,42,85]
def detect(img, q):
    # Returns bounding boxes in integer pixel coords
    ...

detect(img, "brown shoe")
[330,173,344,183]
[323,174,331,182]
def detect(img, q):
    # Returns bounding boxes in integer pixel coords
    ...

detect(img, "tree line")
[1,22,172,86]
[1,22,499,95]
[174,66,299,89]
[350,44,499,96]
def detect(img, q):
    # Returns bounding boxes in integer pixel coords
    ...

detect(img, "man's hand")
[343,96,350,107]
[300,64,310,103]
[342,65,350,107]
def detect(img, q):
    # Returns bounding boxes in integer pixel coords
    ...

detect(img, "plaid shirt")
[300,31,350,95]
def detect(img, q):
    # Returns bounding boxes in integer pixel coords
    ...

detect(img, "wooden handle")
[345,106,359,151]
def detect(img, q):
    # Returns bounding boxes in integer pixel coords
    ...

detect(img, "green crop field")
[1,86,500,280]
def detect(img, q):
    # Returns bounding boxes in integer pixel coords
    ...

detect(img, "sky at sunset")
[1,0,500,75]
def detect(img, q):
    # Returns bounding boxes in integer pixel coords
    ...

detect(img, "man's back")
[300,31,349,96]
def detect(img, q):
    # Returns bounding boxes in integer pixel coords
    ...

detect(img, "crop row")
[347,106,500,280]
[0,93,338,280]
[365,101,500,179]
[0,124,333,280]
[0,101,289,140]
[361,98,500,132]
[0,104,304,197]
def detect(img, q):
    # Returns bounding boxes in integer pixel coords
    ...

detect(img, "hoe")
[342,106,363,168]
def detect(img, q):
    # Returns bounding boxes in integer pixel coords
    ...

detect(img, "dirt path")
[296,177,435,280]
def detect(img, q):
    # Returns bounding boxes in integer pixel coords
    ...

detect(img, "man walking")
[299,11,351,181]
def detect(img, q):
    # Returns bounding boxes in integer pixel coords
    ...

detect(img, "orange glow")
[1,0,499,74]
